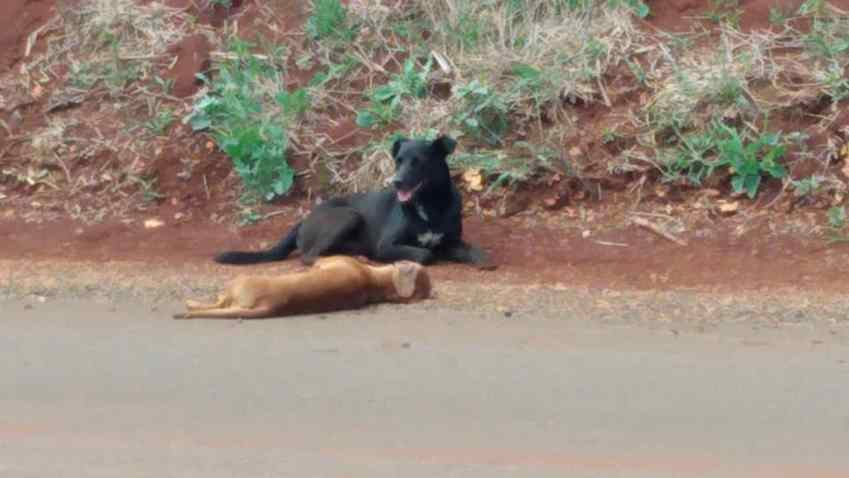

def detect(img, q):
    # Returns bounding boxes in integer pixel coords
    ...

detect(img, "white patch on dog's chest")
[417,230,444,247]
[415,205,429,222]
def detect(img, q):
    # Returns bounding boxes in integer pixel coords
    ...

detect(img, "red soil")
[0,0,56,73]
[2,210,849,293]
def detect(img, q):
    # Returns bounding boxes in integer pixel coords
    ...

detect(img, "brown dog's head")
[391,261,432,302]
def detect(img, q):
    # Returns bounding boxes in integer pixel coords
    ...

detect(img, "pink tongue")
[397,190,413,202]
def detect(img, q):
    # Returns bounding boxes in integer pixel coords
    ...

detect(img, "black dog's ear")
[391,137,409,158]
[431,135,457,155]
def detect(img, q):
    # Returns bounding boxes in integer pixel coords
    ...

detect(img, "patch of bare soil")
[644,0,815,33]
[2,207,849,294]
[0,0,57,73]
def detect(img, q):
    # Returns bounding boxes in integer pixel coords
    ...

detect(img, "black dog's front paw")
[410,249,434,265]
[470,248,497,270]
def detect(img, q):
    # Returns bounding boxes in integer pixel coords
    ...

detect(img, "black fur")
[214,135,494,269]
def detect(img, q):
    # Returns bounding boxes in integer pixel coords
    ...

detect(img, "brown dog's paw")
[393,261,422,299]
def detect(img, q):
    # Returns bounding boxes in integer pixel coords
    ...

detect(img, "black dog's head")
[390,135,457,204]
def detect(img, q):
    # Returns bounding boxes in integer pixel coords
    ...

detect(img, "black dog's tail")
[214,223,301,265]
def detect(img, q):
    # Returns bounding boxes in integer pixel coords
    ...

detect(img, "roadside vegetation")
[2,0,849,241]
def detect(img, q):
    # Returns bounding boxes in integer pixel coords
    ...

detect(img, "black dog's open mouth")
[396,182,423,203]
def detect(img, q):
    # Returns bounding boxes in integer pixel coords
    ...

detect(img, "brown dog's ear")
[391,137,409,158]
[431,135,457,155]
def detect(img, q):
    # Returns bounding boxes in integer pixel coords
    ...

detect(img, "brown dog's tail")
[214,223,300,265]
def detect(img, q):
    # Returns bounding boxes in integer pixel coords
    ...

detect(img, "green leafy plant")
[799,0,827,16]
[662,122,788,198]
[768,6,790,26]
[820,62,849,102]
[826,205,849,243]
[663,130,722,186]
[190,40,308,202]
[453,80,510,146]
[566,0,650,18]
[356,57,431,129]
[306,0,355,42]
[131,176,165,203]
[713,123,787,199]
[804,15,849,60]
[707,0,741,27]
[144,109,174,136]
[791,176,822,197]
[625,59,648,86]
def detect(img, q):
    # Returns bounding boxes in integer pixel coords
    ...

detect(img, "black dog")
[214,135,494,269]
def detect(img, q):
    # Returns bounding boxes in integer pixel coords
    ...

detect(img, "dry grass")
[0,0,193,223]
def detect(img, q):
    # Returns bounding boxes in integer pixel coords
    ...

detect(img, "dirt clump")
[164,34,212,98]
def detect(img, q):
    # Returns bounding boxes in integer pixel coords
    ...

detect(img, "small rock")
[582,230,591,239]
[497,306,514,318]
[402,342,411,349]
[144,218,165,229]
[462,169,485,192]
[717,200,739,215]
[568,146,582,158]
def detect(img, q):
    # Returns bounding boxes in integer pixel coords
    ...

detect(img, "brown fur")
[173,256,432,319]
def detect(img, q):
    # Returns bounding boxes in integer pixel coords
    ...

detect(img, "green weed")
[356,57,431,129]
[662,130,722,186]
[131,176,165,203]
[799,0,827,16]
[826,205,849,243]
[453,80,510,146]
[306,0,355,42]
[768,6,790,26]
[791,176,822,197]
[144,109,174,136]
[819,62,849,102]
[707,0,741,27]
[804,16,849,60]
[662,122,788,198]
[565,0,649,18]
[191,40,309,202]
[713,123,787,199]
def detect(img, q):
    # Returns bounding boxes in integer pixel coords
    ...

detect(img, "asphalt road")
[2,299,848,477]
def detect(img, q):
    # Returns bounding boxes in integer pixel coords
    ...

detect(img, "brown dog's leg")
[176,305,274,320]
[185,295,229,311]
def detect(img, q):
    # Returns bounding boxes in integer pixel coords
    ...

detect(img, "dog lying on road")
[173,256,431,319]
[214,135,495,269]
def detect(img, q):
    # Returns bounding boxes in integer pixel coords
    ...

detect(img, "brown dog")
[173,256,431,319]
